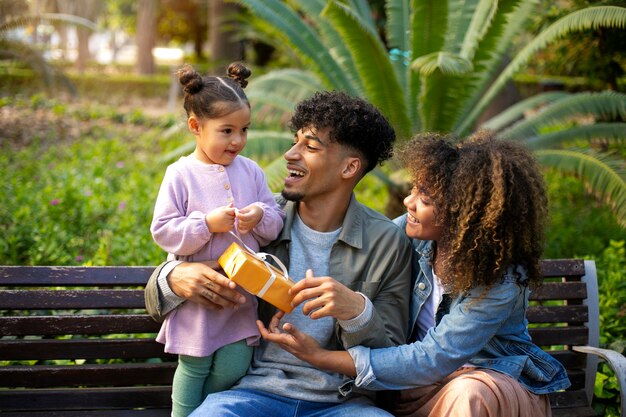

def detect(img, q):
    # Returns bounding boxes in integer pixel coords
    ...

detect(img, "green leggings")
[171,340,253,417]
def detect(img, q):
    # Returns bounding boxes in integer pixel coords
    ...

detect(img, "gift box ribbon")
[228,231,290,297]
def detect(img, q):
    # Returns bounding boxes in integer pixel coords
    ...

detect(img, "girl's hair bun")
[177,64,203,95]
[227,62,252,88]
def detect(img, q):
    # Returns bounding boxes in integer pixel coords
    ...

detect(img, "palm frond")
[453,0,533,134]
[322,1,412,139]
[263,154,289,192]
[411,0,448,58]
[241,131,293,162]
[233,0,356,93]
[0,12,97,33]
[462,6,626,134]
[460,0,500,61]
[536,149,626,226]
[480,91,571,131]
[411,51,473,76]
[386,0,410,52]
[410,0,450,132]
[289,0,364,95]
[247,92,299,114]
[443,0,472,52]
[0,38,76,95]
[386,0,411,89]
[346,0,377,34]
[526,123,626,150]
[498,91,626,140]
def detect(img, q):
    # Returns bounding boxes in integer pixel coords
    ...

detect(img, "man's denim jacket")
[348,215,571,395]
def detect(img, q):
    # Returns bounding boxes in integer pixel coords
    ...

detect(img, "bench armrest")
[573,345,626,417]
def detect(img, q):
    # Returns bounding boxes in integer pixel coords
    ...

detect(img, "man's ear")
[187,116,201,135]
[341,157,362,179]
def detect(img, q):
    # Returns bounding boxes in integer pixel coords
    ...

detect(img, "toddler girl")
[150,62,284,417]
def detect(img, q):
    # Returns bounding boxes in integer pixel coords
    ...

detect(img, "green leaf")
[480,91,571,131]
[232,0,356,93]
[536,149,626,227]
[411,51,473,76]
[322,1,412,139]
[463,6,626,134]
[498,91,626,140]
[526,123,626,150]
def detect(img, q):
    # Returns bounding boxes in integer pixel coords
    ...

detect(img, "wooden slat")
[539,259,585,278]
[0,363,177,388]
[0,338,171,360]
[529,281,587,301]
[0,290,145,309]
[548,349,587,369]
[0,266,154,286]
[548,390,595,416]
[0,386,172,411]
[0,314,160,336]
[529,326,589,346]
[526,305,588,324]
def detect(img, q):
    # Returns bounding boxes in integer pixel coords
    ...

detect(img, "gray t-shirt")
[233,214,347,402]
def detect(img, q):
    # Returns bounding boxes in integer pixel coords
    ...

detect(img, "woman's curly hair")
[399,131,549,294]
[289,91,395,174]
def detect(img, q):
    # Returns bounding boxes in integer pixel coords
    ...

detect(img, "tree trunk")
[76,27,90,73]
[136,0,158,75]
[208,0,244,75]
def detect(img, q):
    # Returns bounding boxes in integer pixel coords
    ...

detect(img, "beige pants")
[380,367,552,417]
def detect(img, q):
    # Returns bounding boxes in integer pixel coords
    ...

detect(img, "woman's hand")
[257,311,324,365]
[167,261,246,310]
[257,311,357,377]
[289,269,365,320]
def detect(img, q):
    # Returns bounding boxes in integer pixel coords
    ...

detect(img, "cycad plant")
[0,0,97,95]
[228,0,625,225]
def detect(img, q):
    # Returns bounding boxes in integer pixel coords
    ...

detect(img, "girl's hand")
[257,311,324,365]
[236,204,263,234]
[205,203,236,233]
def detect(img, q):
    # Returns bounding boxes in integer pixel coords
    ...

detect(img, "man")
[145,91,412,416]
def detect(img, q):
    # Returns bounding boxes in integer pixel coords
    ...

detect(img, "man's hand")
[236,204,263,234]
[167,261,246,310]
[289,269,365,320]
[205,203,236,233]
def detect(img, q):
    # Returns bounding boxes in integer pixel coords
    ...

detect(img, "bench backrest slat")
[0,339,170,360]
[0,314,160,336]
[0,386,172,411]
[0,290,145,309]
[0,266,153,286]
[2,363,176,387]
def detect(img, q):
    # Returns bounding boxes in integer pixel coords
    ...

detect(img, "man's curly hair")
[398,131,549,295]
[289,91,395,174]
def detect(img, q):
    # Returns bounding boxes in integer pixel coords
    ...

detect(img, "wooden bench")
[0,260,624,416]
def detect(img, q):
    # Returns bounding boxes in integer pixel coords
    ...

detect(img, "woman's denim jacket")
[348,215,571,395]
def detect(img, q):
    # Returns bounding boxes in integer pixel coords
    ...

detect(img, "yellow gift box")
[218,242,295,313]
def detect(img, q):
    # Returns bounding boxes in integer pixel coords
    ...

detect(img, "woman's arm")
[257,311,357,377]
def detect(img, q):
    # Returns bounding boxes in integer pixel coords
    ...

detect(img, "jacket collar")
[274,194,363,249]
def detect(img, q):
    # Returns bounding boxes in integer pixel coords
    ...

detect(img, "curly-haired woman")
[259,131,571,417]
